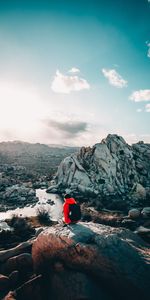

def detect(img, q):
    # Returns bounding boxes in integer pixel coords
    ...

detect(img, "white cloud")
[136,108,142,113]
[130,89,150,102]
[145,103,150,112]
[51,70,90,94]
[68,67,80,73]
[102,68,127,88]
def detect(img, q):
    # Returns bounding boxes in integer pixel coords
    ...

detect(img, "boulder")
[0,239,34,264]
[130,183,146,201]
[1,253,33,278]
[141,207,150,218]
[32,222,150,300]
[128,208,141,219]
[135,226,150,244]
[0,222,13,232]
[48,134,150,210]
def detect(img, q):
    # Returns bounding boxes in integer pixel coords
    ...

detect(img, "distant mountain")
[0,141,79,175]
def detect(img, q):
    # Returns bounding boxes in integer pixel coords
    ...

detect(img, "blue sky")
[0,0,150,146]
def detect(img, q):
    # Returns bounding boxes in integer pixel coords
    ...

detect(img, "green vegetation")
[36,207,52,225]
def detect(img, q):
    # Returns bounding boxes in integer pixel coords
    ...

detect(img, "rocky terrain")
[1,222,149,300]
[0,135,150,299]
[0,141,78,176]
[0,185,38,212]
[0,202,149,300]
[0,142,78,211]
[48,134,150,211]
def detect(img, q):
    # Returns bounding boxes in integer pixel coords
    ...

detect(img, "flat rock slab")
[32,222,150,300]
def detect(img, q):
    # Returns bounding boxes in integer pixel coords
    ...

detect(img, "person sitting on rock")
[63,194,81,225]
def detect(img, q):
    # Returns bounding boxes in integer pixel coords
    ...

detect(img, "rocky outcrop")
[48,134,150,210]
[32,222,150,300]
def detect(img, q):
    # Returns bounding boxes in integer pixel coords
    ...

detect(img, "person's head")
[64,194,71,200]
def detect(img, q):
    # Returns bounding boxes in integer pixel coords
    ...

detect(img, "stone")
[130,183,146,200]
[32,222,150,300]
[135,226,150,244]
[0,222,13,232]
[0,240,34,264]
[9,270,19,288]
[128,208,141,219]
[3,291,16,300]
[14,275,42,300]
[141,207,150,218]
[0,274,10,292]
[2,253,33,277]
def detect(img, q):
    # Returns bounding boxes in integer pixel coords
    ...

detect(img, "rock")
[35,227,44,237]
[135,226,150,234]
[32,222,150,300]
[128,208,141,219]
[2,253,33,278]
[121,219,138,230]
[0,239,34,263]
[141,207,150,218]
[0,222,13,232]
[135,226,150,244]
[14,275,42,300]
[3,276,42,300]
[3,291,16,300]
[48,134,150,210]
[0,274,10,292]
[130,183,146,201]
[9,270,19,288]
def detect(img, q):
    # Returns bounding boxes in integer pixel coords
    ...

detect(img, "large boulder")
[48,134,150,210]
[32,222,150,300]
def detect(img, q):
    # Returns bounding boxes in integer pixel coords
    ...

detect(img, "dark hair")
[64,194,71,199]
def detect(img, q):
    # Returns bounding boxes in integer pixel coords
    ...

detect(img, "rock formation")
[48,134,150,210]
[32,222,150,300]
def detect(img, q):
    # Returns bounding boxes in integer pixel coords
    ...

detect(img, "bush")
[36,207,51,225]
[9,214,35,239]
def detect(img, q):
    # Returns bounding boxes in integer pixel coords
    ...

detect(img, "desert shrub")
[36,207,51,225]
[9,214,35,239]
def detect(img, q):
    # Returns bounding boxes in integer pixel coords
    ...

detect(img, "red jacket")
[63,197,76,224]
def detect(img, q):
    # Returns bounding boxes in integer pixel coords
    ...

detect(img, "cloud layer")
[130,89,150,102]
[51,70,90,94]
[68,67,80,73]
[102,68,128,88]
[44,119,88,137]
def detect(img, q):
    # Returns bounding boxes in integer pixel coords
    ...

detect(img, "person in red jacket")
[63,194,77,224]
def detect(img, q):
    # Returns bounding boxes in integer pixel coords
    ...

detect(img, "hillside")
[0,141,78,175]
